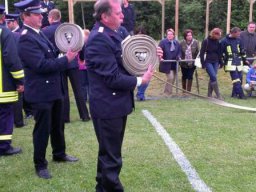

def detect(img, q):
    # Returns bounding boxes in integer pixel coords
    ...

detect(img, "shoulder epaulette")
[21,29,28,35]
[98,27,104,33]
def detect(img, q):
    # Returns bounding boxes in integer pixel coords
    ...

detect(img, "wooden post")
[248,0,256,22]
[5,0,8,14]
[205,0,213,38]
[226,0,231,34]
[68,0,74,24]
[162,0,165,39]
[175,0,179,39]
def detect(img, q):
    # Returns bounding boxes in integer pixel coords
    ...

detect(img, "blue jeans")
[136,83,149,100]
[205,62,219,82]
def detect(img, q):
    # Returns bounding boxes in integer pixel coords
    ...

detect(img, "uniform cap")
[14,0,45,14]
[0,5,5,15]
[5,13,20,21]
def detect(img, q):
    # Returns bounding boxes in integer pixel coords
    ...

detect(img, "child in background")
[243,61,256,96]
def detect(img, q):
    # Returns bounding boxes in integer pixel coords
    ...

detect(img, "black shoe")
[53,155,79,162]
[0,146,22,156]
[15,123,26,128]
[36,168,52,179]
[81,117,90,122]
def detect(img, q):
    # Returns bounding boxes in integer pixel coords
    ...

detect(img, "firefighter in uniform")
[14,0,79,179]
[0,5,25,156]
[221,27,249,99]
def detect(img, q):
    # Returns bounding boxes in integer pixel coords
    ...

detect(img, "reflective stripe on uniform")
[0,90,19,103]
[11,70,24,79]
[232,79,241,84]
[0,135,12,140]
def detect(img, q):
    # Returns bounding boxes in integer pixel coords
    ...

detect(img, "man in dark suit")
[0,5,24,157]
[40,0,55,28]
[85,0,159,191]
[42,9,90,123]
[14,0,79,179]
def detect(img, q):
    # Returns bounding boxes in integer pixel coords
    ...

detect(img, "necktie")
[170,41,175,52]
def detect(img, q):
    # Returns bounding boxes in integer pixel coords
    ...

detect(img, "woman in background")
[200,28,223,99]
[159,28,181,95]
[180,29,200,93]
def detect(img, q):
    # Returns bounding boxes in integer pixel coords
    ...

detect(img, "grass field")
[1,69,256,192]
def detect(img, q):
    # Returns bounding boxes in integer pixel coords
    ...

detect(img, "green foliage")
[1,0,255,40]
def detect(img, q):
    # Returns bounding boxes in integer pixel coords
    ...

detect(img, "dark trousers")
[93,117,127,192]
[230,70,244,97]
[79,69,89,102]
[13,93,24,127]
[63,68,90,122]
[32,99,66,170]
[0,103,14,153]
[136,83,149,100]
[181,66,196,80]
[23,94,33,117]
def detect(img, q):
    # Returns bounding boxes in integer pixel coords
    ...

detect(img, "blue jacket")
[246,67,256,84]
[85,22,137,119]
[158,38,181,73]
[18,26,68,103]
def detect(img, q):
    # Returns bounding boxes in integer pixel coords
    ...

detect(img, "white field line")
[142,109,212,192]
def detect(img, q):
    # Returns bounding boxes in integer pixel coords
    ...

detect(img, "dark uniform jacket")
[0,26,24,103]
[121,4,135,33]
[85,22,137,119]
[18,26,68,103]
[221,35,247,72]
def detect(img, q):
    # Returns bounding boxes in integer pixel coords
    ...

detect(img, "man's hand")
[142,65,154,84]
[66,49,78,63]
[16,85,24,93]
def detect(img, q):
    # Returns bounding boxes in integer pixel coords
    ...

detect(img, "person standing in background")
[135,26,150,101]
[42,9,91,123]
[78,29,90,103]
[40,0,55,28]
[159,28,181,96]
[200,28,223,99]
[240,21,256,65]
[179,29,200,93]
[221,27,248,99]
[0,5,24,156]
[121,0,135,35]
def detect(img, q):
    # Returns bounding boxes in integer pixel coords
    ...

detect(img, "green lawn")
[1,93,256,191]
